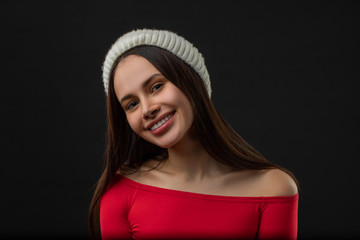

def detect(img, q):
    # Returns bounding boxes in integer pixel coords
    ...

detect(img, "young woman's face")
[113,55,194,148]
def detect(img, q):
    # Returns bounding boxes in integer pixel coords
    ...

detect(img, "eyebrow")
[119,73,163,104]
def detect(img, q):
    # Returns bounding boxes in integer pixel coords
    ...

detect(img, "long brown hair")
[89,46,298,238]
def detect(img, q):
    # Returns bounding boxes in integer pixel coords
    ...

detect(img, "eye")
[151,83,164,93]
[126,100,138,110]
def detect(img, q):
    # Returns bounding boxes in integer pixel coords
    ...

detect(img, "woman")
[89,29,299,240]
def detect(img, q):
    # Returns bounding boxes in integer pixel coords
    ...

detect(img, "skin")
[113,55,298,197]
[114,54,194,149]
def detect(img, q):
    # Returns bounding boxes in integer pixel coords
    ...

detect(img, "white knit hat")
[102,29,211,97]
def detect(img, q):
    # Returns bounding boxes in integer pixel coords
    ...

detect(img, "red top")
[100,175,298,240]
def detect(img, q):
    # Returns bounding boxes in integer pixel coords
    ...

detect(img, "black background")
[1,1,359,239]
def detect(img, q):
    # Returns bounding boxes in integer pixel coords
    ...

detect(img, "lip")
[146,111,176,135]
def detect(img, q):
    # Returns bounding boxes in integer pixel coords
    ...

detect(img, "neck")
[161,132,230,182]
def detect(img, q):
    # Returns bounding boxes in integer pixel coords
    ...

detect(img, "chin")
[152,140,177,149]
[148,135,181,149]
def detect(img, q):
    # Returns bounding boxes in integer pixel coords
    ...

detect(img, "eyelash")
[125,82,164,111]
[126,101,138,110]
[151,83,164,92]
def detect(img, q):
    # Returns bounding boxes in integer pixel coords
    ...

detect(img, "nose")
[142,102,160,119]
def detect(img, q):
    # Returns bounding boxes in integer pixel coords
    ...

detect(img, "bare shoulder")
[259,168,298,196]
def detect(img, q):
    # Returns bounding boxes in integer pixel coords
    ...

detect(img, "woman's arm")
[256,169,299,239]
[100,176,134,240]
[257,194,298,239]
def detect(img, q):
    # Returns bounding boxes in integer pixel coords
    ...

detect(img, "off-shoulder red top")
[100,175,298,240]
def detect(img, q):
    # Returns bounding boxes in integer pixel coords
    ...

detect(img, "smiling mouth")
[149,112,175,131]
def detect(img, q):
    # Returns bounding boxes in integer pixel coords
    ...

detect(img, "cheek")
[171,91,193,119]
[164,87,189,107]
[126,113,142,135]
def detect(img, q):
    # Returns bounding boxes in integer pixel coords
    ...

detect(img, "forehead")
[113,55,160,98]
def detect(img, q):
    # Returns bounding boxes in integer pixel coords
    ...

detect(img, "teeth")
[150,114,173,131]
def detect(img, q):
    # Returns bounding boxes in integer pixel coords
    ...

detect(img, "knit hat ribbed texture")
[102,29,211,97]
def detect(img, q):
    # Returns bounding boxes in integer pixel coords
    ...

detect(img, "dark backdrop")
[1,1,359,239]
